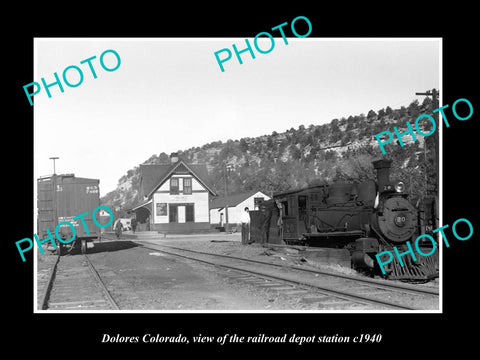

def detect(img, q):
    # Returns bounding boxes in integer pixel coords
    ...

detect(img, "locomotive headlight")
[395,181,405,193]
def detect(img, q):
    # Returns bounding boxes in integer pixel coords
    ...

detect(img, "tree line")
[102,97,438,215]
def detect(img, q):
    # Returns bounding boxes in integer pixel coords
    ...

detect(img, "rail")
[138,241,439,296]
[136,241,438,310]
[39,252,119,311]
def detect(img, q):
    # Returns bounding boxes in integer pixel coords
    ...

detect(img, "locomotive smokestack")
[372,159,392,192]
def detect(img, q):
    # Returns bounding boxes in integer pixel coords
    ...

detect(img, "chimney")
[170,152,179,164]
[372,159,392,192]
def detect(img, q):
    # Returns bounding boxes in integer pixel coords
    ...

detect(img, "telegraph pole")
[415,89,439,195]
[49,156,59,175]
[49,157,60,253]
[223,163,232,233]
[415,89,440,233]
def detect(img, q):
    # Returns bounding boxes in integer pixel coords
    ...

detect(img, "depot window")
[170,178,179,194]
[183,178,192,194]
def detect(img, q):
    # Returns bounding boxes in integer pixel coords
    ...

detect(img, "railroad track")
[39,253,119,311]
[135,241,439,311]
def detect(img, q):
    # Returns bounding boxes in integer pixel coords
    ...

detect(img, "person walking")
[241,207,250,245]
[115,219,123,239]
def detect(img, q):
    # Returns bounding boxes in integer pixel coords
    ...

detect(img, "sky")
[34,38,440,195]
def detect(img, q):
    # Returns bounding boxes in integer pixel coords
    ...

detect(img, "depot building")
[132,154,217,233]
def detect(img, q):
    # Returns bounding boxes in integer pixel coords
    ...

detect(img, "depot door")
[177,206,186,223]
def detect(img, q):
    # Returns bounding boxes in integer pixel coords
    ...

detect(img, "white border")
[33,37,442,314]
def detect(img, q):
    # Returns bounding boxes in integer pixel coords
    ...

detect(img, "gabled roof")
[140,160,216,199]
[210,190,268,209]
[139,164,171,198]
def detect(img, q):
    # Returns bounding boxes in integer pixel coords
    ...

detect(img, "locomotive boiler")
[250,159,438,281]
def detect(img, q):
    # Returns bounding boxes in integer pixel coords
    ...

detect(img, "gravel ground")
[130,232,396,280]
[134,232,442,283]
[35,232,440,311]
[131,232,440,311]
[85,240,326,311]
[36,237,337,311]
[133,232,358,274]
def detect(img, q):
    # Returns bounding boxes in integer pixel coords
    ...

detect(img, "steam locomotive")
[250,159,438,281]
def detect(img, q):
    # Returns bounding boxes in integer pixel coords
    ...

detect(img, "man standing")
[131,217,137,234]
[241,207,250,245]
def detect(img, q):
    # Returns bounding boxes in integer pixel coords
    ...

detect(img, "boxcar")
[37,173,101,254]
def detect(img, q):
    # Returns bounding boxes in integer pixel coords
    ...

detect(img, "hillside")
[101,97,438,216]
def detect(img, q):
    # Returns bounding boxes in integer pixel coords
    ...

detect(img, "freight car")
[250,159,438,281]
[37,174,102,254]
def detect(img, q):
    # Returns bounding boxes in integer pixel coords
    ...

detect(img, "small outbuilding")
[209,190,271,230]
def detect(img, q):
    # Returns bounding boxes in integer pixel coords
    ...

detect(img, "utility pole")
[415,89,439,195]
[415,89,440,234]
[49,156,59,175]
[49,157,59,253]
[223,163,232,233]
